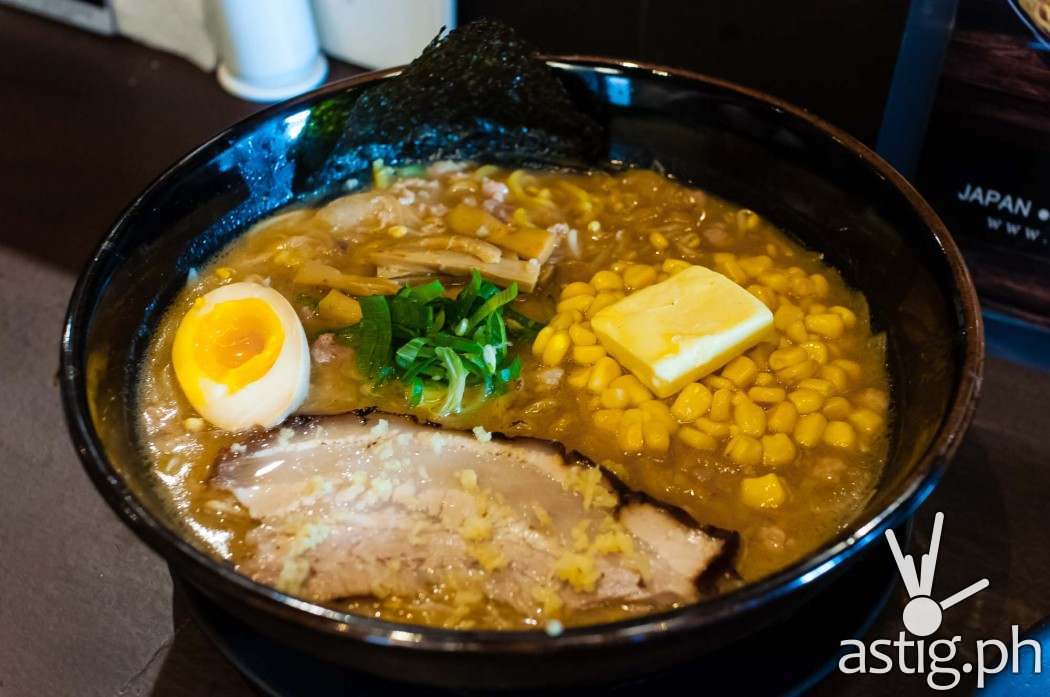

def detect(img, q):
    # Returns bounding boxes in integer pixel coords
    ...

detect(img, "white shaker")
[211,0,328,102]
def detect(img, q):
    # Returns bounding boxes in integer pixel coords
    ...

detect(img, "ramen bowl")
[60,58,982,690]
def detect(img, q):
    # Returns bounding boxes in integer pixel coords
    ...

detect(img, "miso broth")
[139,163,890,628]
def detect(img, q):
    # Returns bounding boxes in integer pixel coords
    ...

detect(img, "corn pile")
[532,255,889,511]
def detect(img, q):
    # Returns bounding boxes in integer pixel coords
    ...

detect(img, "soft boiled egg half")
[172,282,310,431]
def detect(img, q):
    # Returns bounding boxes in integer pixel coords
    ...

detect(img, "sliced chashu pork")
[213,411,734,619]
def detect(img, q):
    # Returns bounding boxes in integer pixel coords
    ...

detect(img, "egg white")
[174,282,310,432]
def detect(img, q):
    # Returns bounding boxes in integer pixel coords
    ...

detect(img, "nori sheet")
[295,19,606,192]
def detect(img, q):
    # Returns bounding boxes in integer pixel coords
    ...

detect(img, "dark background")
[459,0,911,146]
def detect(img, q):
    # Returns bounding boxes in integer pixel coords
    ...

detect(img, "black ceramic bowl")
[60,58,983,690]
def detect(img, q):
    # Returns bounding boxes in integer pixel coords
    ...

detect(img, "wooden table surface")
[2,8,1048,696]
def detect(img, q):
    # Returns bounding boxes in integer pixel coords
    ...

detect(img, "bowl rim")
[60,55,984,653]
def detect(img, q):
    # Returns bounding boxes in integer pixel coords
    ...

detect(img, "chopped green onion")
[466,283,517,333]
[408,377,424,407]
[482,344,498,372]
[337,295,391,381]
[395,336,429,368]
[408,279,445,303]
[434,347,467,415]
[337,270,542,413]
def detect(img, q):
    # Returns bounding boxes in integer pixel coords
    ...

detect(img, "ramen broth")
[138,163,890,628]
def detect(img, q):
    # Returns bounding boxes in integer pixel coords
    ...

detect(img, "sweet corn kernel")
[587,357,622,393]
[695,416,732,439]
[549,310,582,330]
[749,344,773,370]
[800,340,829,365]
[573,345,607,365]
[593,408,623,430]
[600,387,630,409]
[648,231,670,251]
[585,291,623,318]
[726,435,763,467]
[621,407,644,425]
[767,401,798,434]
[617,420,644,453]
[790,276,815,297]
[703,375,735,391]
[798,378,834,396]
[769,346,807,371]
[733,397,767,437]
[786,320,809,344]
[760,271,790,293]
[823,420,856,449]
[788,388,825,414]
[761,433,797,468]
[740,473,787,509]
[773,304,805,332]
[832,359,862,381]
[557,294,594,313]
[622,264,658,290]
[754,372,775,387]
[567,367,592,389]
[532,326,554,356]
[590,270,624,292]
[642,420,671,453]
[822,396,852,419]
[807,303,827,314]
[849,408,884,436]
[561,281,595,299]
[776,358,818,384]
[678,426,718,451]
[748,386,786,404]
[610,374,653,405]
[739,255,774,278]
[662,258,691,275]
[794,413,828,448]
[748,284,778,310]
[671,383,712,422]
[810,274,830,297]
[829,305,857,328]
[640,399,677,431]
[715,255,748,284]
[709,388,734,421]
[722,356,759,388]
[739,210,761,231]
[805,313,845,339]
[819,364,849,392]
[569,324,597,346]
[856,387,889,412]
[542,331,571,366]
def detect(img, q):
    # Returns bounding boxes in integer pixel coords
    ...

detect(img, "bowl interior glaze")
[61,58,982,669]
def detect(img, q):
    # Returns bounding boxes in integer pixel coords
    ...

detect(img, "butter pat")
[591,265,773,398]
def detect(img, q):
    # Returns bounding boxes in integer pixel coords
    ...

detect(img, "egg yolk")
[173,297,285,403]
